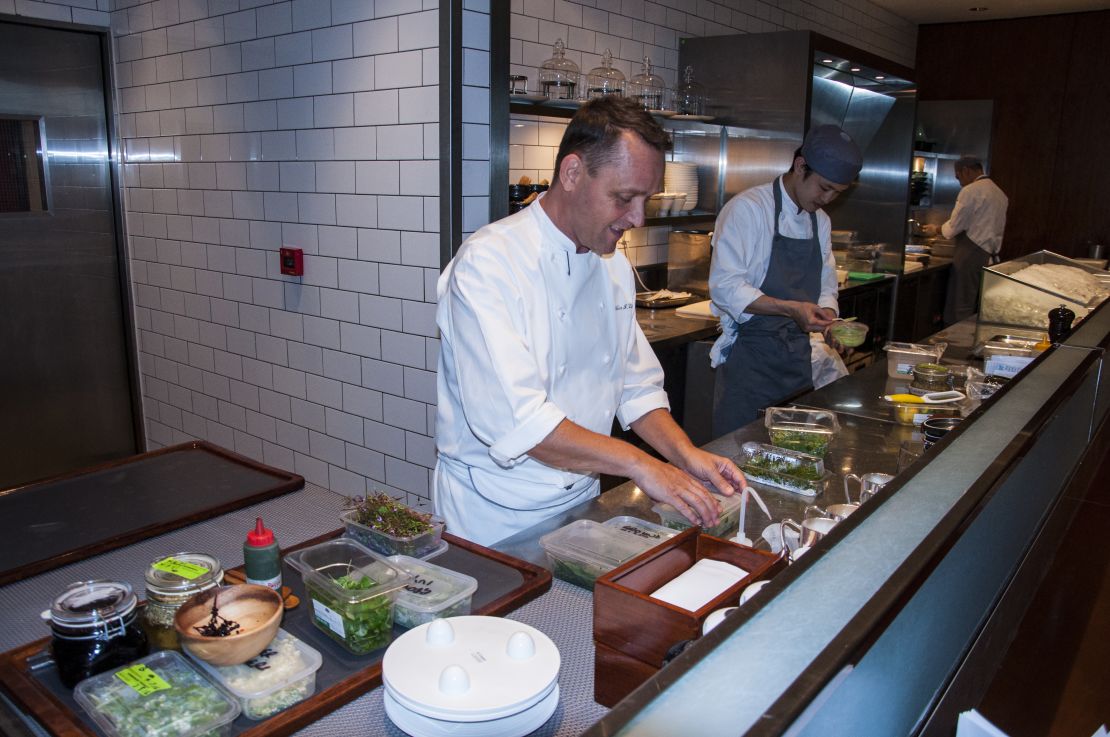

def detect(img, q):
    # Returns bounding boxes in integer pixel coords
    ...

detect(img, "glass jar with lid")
[141,551,223,650]
[675,65,706,116]
[44,580,148,687]
[910,362,951,395]
[627,56,667,111]
[586,49,625,99]
[538,39,579,100]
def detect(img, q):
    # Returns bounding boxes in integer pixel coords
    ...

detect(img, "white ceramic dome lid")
[382,616,560,722]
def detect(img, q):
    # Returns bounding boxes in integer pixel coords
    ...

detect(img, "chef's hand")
[791,302,838,332]
[633,458,727,529]
[680,447,747,497]
[921,224,939,237]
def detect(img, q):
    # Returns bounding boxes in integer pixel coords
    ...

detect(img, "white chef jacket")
[434,195,670,545]
[941,175,1008,255]
[707,177,839,367]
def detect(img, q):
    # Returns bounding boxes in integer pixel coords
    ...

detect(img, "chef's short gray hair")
[552,97,669,183]
[955,155,984,172]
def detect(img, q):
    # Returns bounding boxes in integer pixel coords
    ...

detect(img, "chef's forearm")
[745,294,802,319]
[628,408,700,469]
[527,418,656,479]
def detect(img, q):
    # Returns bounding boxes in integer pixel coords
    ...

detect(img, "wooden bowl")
[174,584,283,666]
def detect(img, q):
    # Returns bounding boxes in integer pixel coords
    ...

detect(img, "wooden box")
[592,527,783,706]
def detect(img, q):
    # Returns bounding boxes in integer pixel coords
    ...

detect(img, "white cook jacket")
[434,196,670,545]
[941,175,1008,255]
[707,177,839,367]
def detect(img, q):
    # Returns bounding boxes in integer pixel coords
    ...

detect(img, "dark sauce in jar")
[46,580,148,688]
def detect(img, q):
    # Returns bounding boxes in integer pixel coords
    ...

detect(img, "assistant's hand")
[791,302,838,332]
[632,457,725,530]
[921,224,939,237]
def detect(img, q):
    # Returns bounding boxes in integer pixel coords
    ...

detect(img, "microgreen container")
[652,492,744,539]
[340,508,446,559]
[186,629,322,720]
[385,555,478,628]
[602,516,678,545]
[539,520,654,589]
[73,650,240,737]
[736,441,828,496]
[285,538,411,655]
[883,341,947,379]
[764,407,841,457]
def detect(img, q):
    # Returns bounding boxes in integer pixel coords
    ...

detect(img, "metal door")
[0,19,140,488]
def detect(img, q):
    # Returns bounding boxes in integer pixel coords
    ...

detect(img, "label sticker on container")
[985,355,1035,379]
[311,599,346,638]
[152,557,209,579]
[913,412,930,425]
[116,664,171,696]
[896,362,914,375]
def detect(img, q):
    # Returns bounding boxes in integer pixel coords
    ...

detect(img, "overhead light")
[822,58,835,63]
[875,75,885,80]
[850,67,861,72]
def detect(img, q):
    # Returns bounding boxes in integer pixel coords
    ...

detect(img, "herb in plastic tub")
[652,493,744,538]
[285,538,410,655]
[764,407,841,457]
[73,650,239,737]
[185,629,322,720]
[386,555,478,628]
[341,494,445,558]
[539,520,651,589]
[737,441,827,496]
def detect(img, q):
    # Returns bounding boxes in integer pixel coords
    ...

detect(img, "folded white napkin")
[650,558,749,612]
[675,299,714,318]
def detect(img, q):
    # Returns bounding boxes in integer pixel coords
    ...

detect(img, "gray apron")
[713,179,823,437]
[944,232,992,325]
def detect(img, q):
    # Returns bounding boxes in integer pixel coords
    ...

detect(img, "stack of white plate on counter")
[383,616,561,737]
[664,162,699,213]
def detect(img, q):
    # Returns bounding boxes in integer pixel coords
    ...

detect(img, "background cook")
[433,97,746,546]
[708,124,863,437]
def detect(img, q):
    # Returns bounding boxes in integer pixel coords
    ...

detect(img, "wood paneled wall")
[916,11,1110,261]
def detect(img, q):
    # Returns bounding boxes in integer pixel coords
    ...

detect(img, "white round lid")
[382,616,560,722]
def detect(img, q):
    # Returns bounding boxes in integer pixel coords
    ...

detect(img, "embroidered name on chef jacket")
[616,302,634,310]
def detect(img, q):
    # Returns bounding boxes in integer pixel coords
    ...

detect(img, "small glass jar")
[586,49,625,99]
[508,74,528,95]
[539,39,579,100]
[141,552,223,651]
[910,362,951,394]
[45,580,149,688]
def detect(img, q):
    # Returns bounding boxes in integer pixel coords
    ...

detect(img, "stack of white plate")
[664,162,699,213]
[383,616,561,737]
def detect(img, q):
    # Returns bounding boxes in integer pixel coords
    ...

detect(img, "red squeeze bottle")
[244,517,282,590]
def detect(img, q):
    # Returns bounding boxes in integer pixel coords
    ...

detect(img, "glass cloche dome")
[538,39,579,100]
[627,56,667,111]
[675,65,706,116]
[586,49,625,99]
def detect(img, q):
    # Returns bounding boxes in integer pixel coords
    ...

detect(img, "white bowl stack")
[664,162,699,213]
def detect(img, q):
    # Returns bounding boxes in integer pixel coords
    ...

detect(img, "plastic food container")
[883,342,946,379]
[889,401,962,426]
[909,363,951,395]
[386,555,478,628]
[652,492,744,539]
[539,519,656,589]
[73,650,240,737]
[602,516,677,545]
[186,629,322,720]
[764,407,841,457]
[285,538,411,654]
[828,321,869,348]
[736,441,828,496]
[340,508,446,559]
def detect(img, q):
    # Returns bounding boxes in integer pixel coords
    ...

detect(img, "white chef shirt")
[941,175,1008,255]
[434,195,670,545]
[707,177,839,366]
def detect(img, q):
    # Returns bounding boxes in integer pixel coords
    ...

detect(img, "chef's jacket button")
[603,354,611,364]
[558,310,566,320]
[558,365,566,375]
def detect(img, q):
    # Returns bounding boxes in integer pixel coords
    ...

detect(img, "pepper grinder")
[1048,304,1076,344]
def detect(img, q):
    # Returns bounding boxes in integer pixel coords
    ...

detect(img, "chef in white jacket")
[435,98,746,546]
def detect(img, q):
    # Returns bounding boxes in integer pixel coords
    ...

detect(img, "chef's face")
[790,158,850,213]
[557,132,664,255]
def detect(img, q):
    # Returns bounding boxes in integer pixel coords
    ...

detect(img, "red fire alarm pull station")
[279,247,303,276]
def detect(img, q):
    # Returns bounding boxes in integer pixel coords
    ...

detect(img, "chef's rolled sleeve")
[445,251,567,468]
[709,197,768,323]
[615,320,670,430]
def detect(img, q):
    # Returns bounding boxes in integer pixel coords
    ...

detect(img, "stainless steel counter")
[636,306,717,349]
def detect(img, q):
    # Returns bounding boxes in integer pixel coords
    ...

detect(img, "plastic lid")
[246,517,275,547]
[48,580,137,627]
[144,552,223,594]
[653,492,744,525]
[387,555,478,615]
[186,629,322,700]
[73,650,240,737]
[539,519,646,570]
[601,516,677,544]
